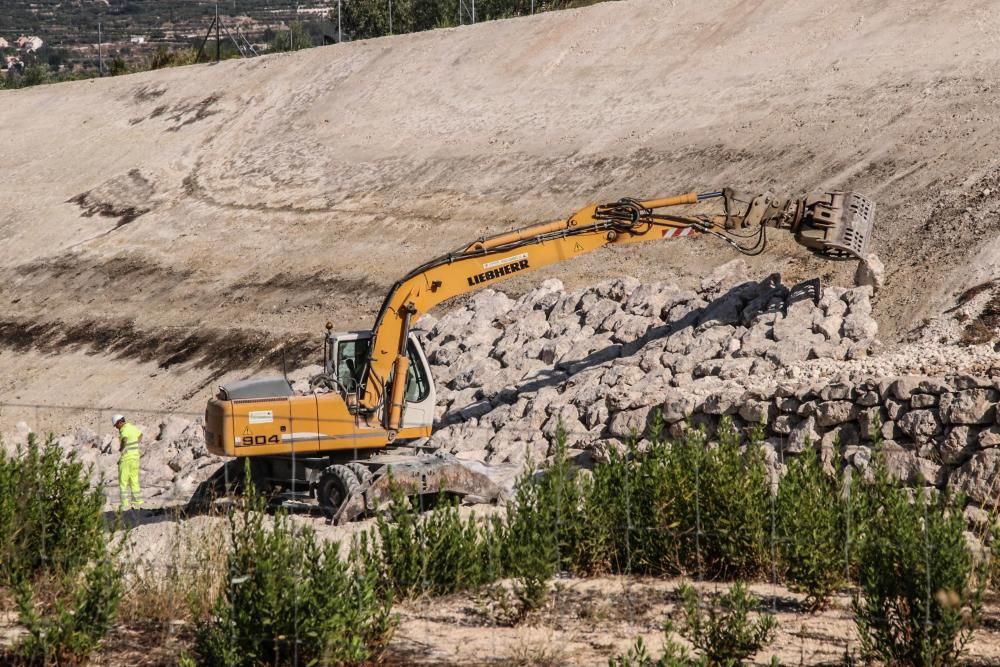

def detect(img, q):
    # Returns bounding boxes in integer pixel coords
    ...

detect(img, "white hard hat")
[111,414,125,427]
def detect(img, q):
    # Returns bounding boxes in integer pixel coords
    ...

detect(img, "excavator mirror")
[793,191,875,260]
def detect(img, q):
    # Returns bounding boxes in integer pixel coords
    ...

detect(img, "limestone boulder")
[606,407,655,440]
[951,450,1000,509]
[821,423,860,449]
[702,390,741,416]
[854,253,885,293]
[842,286,873,315]
[938,426,978,466]
[815,401,857,427]
[739,399,777,425]
[897,409,942,441]
[156,415,191,444]
[594,277,641,302]
[604,311,652,344]
[787,415,820,453]
[939,389,997,425]
[699,259,749,294]
[856,407,884,441]
[979,427,1000,449]
[765,337,817,366]
[661,392,698,423]
[468,289,516,322]
[841,312,878,342]
[623,282,679,318]
[890,376,929,401]
[580,297,621,330]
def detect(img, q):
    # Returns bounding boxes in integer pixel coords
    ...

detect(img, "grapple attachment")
[792,191,875,260]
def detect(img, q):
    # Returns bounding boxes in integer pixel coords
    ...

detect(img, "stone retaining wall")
[654,374,1000,521]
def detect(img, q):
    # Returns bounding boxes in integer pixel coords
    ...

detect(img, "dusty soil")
[388,579,1000,666]
[5,0,1000,432]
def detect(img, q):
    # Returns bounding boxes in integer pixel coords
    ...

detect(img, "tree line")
[339,0,604,40]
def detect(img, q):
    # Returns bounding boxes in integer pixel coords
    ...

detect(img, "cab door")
[401,337,436,430]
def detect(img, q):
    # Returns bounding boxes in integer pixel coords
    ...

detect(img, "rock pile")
[422,260,879,464]
[422,262,1000,523]
[3,416,223,510]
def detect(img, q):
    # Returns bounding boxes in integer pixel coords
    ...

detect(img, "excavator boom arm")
[361,188,875,425]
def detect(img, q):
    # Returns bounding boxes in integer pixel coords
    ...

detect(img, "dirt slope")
[3,0,1000,429]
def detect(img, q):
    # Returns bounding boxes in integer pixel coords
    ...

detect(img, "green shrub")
[267,23,316,52]
[775,446,845,610]
[571,443,628,574]
[502,456,563,614]
[610,624,694,666]
[358,484,503,598]
[195,485,395,666]
[587,416,680,576]
[610,637,659,667]
[0,434,121,665]
[852,452,982,666]
[21,64,50,87]
[506,424,588,571]
[355,427,581,613]
[612,581,778,667]
[0,434,107,584]
[108,56,127,76]
[559,415,770,580]
[682,419,769,579]
[14,556,122,665]
[675,581,777,666]
[349,414,771,630]
[148,46,197,69]
[989,521,1000,591]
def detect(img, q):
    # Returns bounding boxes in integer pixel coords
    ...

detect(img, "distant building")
[16,35,44,52]
[3,55,23,74]
[129,35,146,44]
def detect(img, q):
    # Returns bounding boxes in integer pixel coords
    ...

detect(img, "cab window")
[404,340,430,403]
[336,338,370,392]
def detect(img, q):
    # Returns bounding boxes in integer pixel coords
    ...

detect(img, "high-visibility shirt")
[119,423,142,454]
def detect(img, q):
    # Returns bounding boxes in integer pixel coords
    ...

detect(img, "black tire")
[346,462,373,488]
[316,464,359,517]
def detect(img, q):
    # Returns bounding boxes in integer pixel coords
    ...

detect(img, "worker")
[112,414,144,511]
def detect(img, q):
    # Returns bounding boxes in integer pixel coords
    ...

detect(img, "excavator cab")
[325,330,436,430]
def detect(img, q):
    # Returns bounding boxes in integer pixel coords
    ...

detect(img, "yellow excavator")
[201,188,875,522]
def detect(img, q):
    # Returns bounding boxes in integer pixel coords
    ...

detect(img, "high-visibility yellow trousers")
[118,453,143,510]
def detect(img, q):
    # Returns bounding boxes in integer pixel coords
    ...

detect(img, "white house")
[16,35,44,52]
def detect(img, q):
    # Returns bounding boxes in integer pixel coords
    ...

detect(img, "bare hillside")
[3,0,1000,428]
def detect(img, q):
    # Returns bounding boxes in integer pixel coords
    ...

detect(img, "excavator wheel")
[346,462,374,488]
[317,465,359,520]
